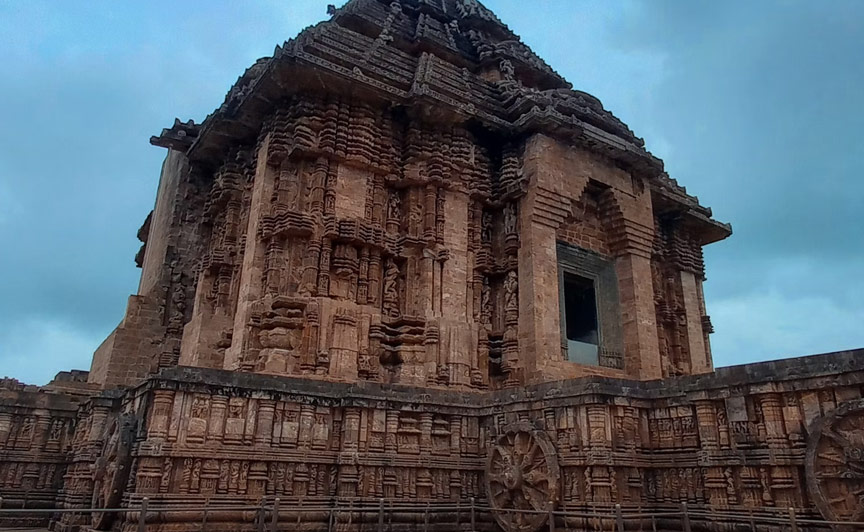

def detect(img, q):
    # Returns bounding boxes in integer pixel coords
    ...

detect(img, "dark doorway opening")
[563,273,599,364]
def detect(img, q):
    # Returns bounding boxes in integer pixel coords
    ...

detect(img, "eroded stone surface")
[1,1,859,531]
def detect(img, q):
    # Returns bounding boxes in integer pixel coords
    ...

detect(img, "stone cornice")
[134,348,864,414]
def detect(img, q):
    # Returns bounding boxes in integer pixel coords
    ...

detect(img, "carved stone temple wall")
[0,372,94,528]
[1,1,862,531]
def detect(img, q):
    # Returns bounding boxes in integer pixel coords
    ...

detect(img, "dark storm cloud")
[1,1,861,383]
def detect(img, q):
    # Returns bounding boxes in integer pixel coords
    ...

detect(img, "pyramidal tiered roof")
[151,0,729,238]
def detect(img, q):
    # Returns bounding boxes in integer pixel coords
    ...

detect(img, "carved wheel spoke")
[824,428,853,449]
[492,485,511,502]
[91,414,136,531]
[521,483,549,510]
[523,468,550,487]
[806,399,864,527]
[489,471,507,487]
[486,422,560,532]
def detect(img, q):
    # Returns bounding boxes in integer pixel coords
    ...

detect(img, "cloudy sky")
[1,1,861,385]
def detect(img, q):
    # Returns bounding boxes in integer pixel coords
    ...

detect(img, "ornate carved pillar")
[329,310,359,380]
[0,411,12,449]
[306,157,326,215]
[342,407,361,453]
[88,401,112,447]
[385,411,398,453]
[298,404,315,449]
[337,407,362,499]
[694,400,720,451]
[32,410,52,451]
[587,406,609,450]
[423,183,437,242]
[367,250,381,307]
[254,400,275,445]
[300,239,322,297]
[759,393,787,448]
[371,174,385,226]
[208,395,227,444]
[317,238,332,297]
[420,412,433,453]
[358,247,370,304]
[621,406,638,453]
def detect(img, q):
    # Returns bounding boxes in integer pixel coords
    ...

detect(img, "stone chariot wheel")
[806,399,864,528]
[486,421,560,532]
[92,413,136,530]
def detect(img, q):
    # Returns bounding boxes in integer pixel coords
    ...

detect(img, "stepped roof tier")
[152,0,730,245]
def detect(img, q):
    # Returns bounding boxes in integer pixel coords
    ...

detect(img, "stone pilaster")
[616,254,662,379]
[0,411,12,449]
[225,135,276,371]
[254,400,275,445]
[681,271,710,373]
[694,400,720,452]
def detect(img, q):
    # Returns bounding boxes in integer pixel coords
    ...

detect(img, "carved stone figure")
[499,59,515,81]
[387,192,401,222]
[278,165,301,210]
[503,202,517,236]
[190,396,209,418]
[160,457,173,493]
[409,202,422,236]
[480,276,492,328]
[504,271,518,315]
[481,210,493,243]
[382,260,401,318]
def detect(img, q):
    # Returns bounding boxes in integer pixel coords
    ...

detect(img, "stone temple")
[2,1,864,531]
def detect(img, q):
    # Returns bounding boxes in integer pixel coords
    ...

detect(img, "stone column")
[148,390,174,440]
[587,406,609,450]
[254,400,276,446]
[367,250,381,307]
[32,410,51,451]
[615,252,661,380]
[343,408,361,453]
[680,271,710,373]
[208,395,228,443]
[385,411,399,453]
[694,400,720,452]
[0,411,12,449]
[328,308,359,381]
[759,393,788,448]
[420,412,433,453]
[298,404,315,449]
[423,184,437,242]
[450,417,461,455]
